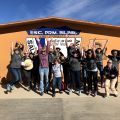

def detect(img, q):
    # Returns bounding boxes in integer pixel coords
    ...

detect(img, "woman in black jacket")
[86,49,98,97]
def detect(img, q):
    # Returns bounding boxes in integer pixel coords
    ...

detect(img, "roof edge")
[0,16,120,29]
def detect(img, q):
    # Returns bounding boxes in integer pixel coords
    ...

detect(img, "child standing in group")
[51,58,64,97]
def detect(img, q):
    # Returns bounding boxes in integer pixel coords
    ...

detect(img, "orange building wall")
[0,31,120,81]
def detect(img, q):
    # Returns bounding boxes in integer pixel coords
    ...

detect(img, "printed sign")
[26,38,38,53]
[26,37,81,57]
[27,26,81,35]
[49,38,81,57]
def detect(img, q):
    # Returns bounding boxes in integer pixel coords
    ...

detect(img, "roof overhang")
[0,17,120,37]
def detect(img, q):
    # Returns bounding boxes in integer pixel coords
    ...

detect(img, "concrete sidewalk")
[0,98,120,120]
[0,83,120,120]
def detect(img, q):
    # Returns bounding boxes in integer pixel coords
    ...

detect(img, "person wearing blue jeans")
[39,67,49,94]
[51,58,64,97]
[6,48,22,94]
[7,68,22,91]
[37,37,50,96]
[52,77,62,95]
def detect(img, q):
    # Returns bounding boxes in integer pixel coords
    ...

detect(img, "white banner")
[49,38,81,57]
[26,37,81,57]
[26,38,38,53]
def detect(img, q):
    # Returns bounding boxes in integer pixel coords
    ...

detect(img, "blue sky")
[0,0,120,25]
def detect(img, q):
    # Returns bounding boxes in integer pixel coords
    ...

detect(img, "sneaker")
[59,91,63,94]
[52,94,56,97]
[27,87,31,91]
[93,91,97,97]
[78,90,81,96]
[33,87,37,91]
[44,90,49,94]
[11,85,15,90]
[19,80,23,84]
[68,91,71,95]
[114,94,118,97]
[40,92,44,96]
[7,84,11,92]
[104,93,110,98]
[4,90,8,94]
[87,91,91,96]
[68,89,72,95]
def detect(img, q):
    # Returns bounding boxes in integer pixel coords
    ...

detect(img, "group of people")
[5,36,120,98]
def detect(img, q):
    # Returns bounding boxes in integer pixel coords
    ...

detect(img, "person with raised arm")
[95,40,108,88]
[81,47,88,93]
[5,42,22,94]
[37,36,50,96]
[67,35,82,96]
[65,35,76,59]
[85,40,98,97]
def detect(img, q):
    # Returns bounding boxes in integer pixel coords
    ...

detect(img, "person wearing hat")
[107,49,120,90]
[108,50,120,70]
[103,60,118,97]
[37,37,50,96]
[53,46,64,59]
[5,48,22,93]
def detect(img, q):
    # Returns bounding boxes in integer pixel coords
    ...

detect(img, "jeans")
[39,67,49,92]
[105,78,118,96]
[52,77,62,94]
[87,71,98,92]
[69,70,81,91]
[7,68,22,91]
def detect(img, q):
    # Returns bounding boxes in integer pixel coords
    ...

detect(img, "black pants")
[87,71,98,92]
[23,70,32,87]
[70,70,81,91]
[97,62,103,85]
[32,69,39,89]
[82,68,87,92]
[62,64,69,90]
[49,63,53,81]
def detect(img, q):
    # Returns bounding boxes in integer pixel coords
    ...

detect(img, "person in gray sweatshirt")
[5,48,22,94]
[68,50,81,96]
